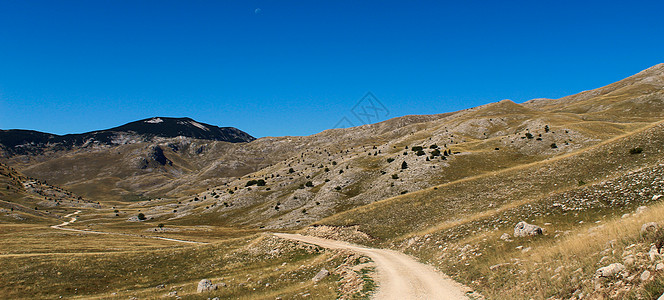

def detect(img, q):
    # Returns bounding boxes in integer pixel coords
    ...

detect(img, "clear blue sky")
[1,1,663,138]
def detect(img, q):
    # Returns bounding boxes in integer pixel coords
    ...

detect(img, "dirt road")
[50,210,206,245]
[274,233,472,300]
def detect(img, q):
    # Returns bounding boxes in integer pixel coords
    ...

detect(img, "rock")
[653,195,663,201]
[554,266,564,274]
[656,263,664,271]
[641,222,659,236]
[155,284,166,289]
[514,221,543,237]
[197,279,217,293]
[500,233,511,241]
[650,245,661,261]
[312,268,329,283]
[595,263,625,278]
[636,206,648,214]
[621,213,630,219]
[166,291,177,297]
[641,270,652,281]
[623,255,636,266]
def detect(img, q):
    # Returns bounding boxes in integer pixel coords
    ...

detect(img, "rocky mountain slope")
[0,117,255,156]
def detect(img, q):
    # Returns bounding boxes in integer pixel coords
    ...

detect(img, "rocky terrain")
[2,63,664,299]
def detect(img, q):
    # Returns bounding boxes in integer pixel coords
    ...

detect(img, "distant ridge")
[0,117,255,155]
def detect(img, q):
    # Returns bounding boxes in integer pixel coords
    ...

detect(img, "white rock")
[197,279,217,293]
[514,221,543,237]
[500,233,511,241]
[595,263,625,278]
[656,263,664,271]
[641,222,659,235]
[641,270,652,281]
[653,195,663,201]
[312,268,329,283]
[623,255,636,266]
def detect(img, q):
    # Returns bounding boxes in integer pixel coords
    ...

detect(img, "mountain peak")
[0,117,255,156]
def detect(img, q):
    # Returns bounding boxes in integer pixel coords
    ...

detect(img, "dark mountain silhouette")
[0,117,255,156]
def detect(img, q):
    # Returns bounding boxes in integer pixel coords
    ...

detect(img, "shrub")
[416,150,425,156]
[288,168,295,173]
[401,161,408,169]
[324,167,330,172]
[391,174,399,179]
[544,125,550,133]
[387,158,395,163]
[305,181,314,187]
[429,144,438,149]
[411,146,423,152]
[550,143,558,149]
[525,133,534,139]
[335,186,341,191]
[158,223,164,228]
[431,149,441,156]
[629,147,644,155]
[256,179,266,186]
[137,213,146,221]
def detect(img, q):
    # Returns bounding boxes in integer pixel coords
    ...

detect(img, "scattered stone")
[636,206,648,214]
[166,291,177,297]
[641,270,652,281]
[312,268,329,283]
[656,263,664,271]
[623,255,636,266]
[621,213,630,219]
[155,284,166,289]
[641,222,659,236]
[500,233,511,241]
[514,221,543,237]
[554,266,564,274]
[197,279,217,293]
[653,195,663,201]
[489,263,511,270]
[595,263,625,278]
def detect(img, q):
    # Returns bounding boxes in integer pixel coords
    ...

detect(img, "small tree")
[288,168,295,174]
[401,161,408,169]
[137,213,146,221]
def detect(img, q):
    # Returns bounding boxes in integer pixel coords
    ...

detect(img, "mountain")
[4,64,664,299]
[0,117,255,156]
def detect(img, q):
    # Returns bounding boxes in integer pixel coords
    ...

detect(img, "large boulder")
[595,263,625,278]
[197,279,217,293]
[312,268,329,283]
[514,221,543,237]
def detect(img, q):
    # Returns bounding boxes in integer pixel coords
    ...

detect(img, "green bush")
[630,147,644,155]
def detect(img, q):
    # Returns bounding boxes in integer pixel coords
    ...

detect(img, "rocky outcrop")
[514,221,543,237]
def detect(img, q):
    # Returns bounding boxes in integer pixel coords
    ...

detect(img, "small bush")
[525,133,534,139]
[401,161,408,169]
[387,158,395,163]
[411,146,423,152]
[137,213,146,221]
[391,174,399,179]
[158,223,164,228]
[629,147,644,155]
[429,144,438,149]
[431,149,441,156]
[550,143,558,149]
[416,150,425,156]
[288,168,295,174]
[305,181,314,187]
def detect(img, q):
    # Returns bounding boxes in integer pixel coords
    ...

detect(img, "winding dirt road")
[274,233,472,300]
[50,210,206,245]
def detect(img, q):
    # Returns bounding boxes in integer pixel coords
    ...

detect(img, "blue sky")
[1,1,663,138]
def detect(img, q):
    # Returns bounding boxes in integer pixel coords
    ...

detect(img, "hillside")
[2,64,664,299]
